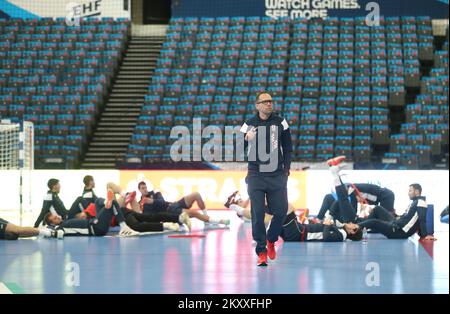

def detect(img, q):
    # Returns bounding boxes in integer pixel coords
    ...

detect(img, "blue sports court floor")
[0,212,448,294]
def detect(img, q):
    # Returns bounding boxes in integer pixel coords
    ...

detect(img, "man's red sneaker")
[125,191,136,205]
[257,252,268,266]
[267,240,276,260]
[224,191,239,208]
[327,155,346,167]
[297,208,309,224]
[309,217,322,224]
[105,189,114,209]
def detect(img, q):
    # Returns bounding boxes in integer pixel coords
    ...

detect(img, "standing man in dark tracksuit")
[240,91,293,267]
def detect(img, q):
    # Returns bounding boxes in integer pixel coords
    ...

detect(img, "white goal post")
[0,120,34,170]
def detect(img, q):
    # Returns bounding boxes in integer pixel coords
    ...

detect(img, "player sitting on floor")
[357,183,436,240]
[34,178,69,227]
[68,175,98,219]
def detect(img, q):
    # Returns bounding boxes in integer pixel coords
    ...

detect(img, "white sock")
[39,228,52,237]
[208,217,221,224]
[119,222,127,228]
[178,214,183,224]
[230,204,244,216]
[163,222,177,230]
[330,166,341,186]
[202,209,208,216]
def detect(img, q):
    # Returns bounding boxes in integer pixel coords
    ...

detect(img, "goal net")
[0,120,34,170]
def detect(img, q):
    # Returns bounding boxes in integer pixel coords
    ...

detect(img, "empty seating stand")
[0,17,130,168]
[123,16,446,167]
[384,32,449,169]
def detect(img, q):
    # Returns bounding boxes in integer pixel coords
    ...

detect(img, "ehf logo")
[66,0,102,26]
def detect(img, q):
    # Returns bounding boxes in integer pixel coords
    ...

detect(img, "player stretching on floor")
[225,191,304,225]
[273,156,363,242]
[1,217,62,240]
[138,182,230,226]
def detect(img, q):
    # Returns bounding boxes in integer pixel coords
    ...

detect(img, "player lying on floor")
[280,212,362,242]
[43,190,138,238]
[224,191,303,226]
[1,217,63,240]
[109,188,192,232]
[137,181,230,226]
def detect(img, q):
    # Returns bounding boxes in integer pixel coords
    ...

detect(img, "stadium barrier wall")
[172,0,449,19]
[0,0,130,19]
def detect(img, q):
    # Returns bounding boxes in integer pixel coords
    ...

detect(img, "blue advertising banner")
[172,0,449,19]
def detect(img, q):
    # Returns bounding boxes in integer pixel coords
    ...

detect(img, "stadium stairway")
[81,36,164,168]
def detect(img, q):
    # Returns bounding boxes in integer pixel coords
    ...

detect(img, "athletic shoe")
[105,189,114,209]
[298,208,309,224]
[49,229,64,239]
[224,191,239,208]
[267,240,276,260]
[125,191,136,205]
[118,225,139,237]
[220,219,231,226]
[4,232,19,240]
[327,155,346,167]
[164,222,180,232]
[230,204,245,219]
[257,252,268,266]
[83,203,97,218]
[180,211,192,232]
[309,217,322,224]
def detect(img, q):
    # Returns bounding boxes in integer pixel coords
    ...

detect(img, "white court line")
[104,230,172,238]
[0,283,13,294]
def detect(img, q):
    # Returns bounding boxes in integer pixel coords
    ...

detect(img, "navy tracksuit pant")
[316,193,339,220]
[331,184,358,223]
[247,174,288,255]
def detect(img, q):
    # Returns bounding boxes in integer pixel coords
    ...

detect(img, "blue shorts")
[167,198,188,215]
